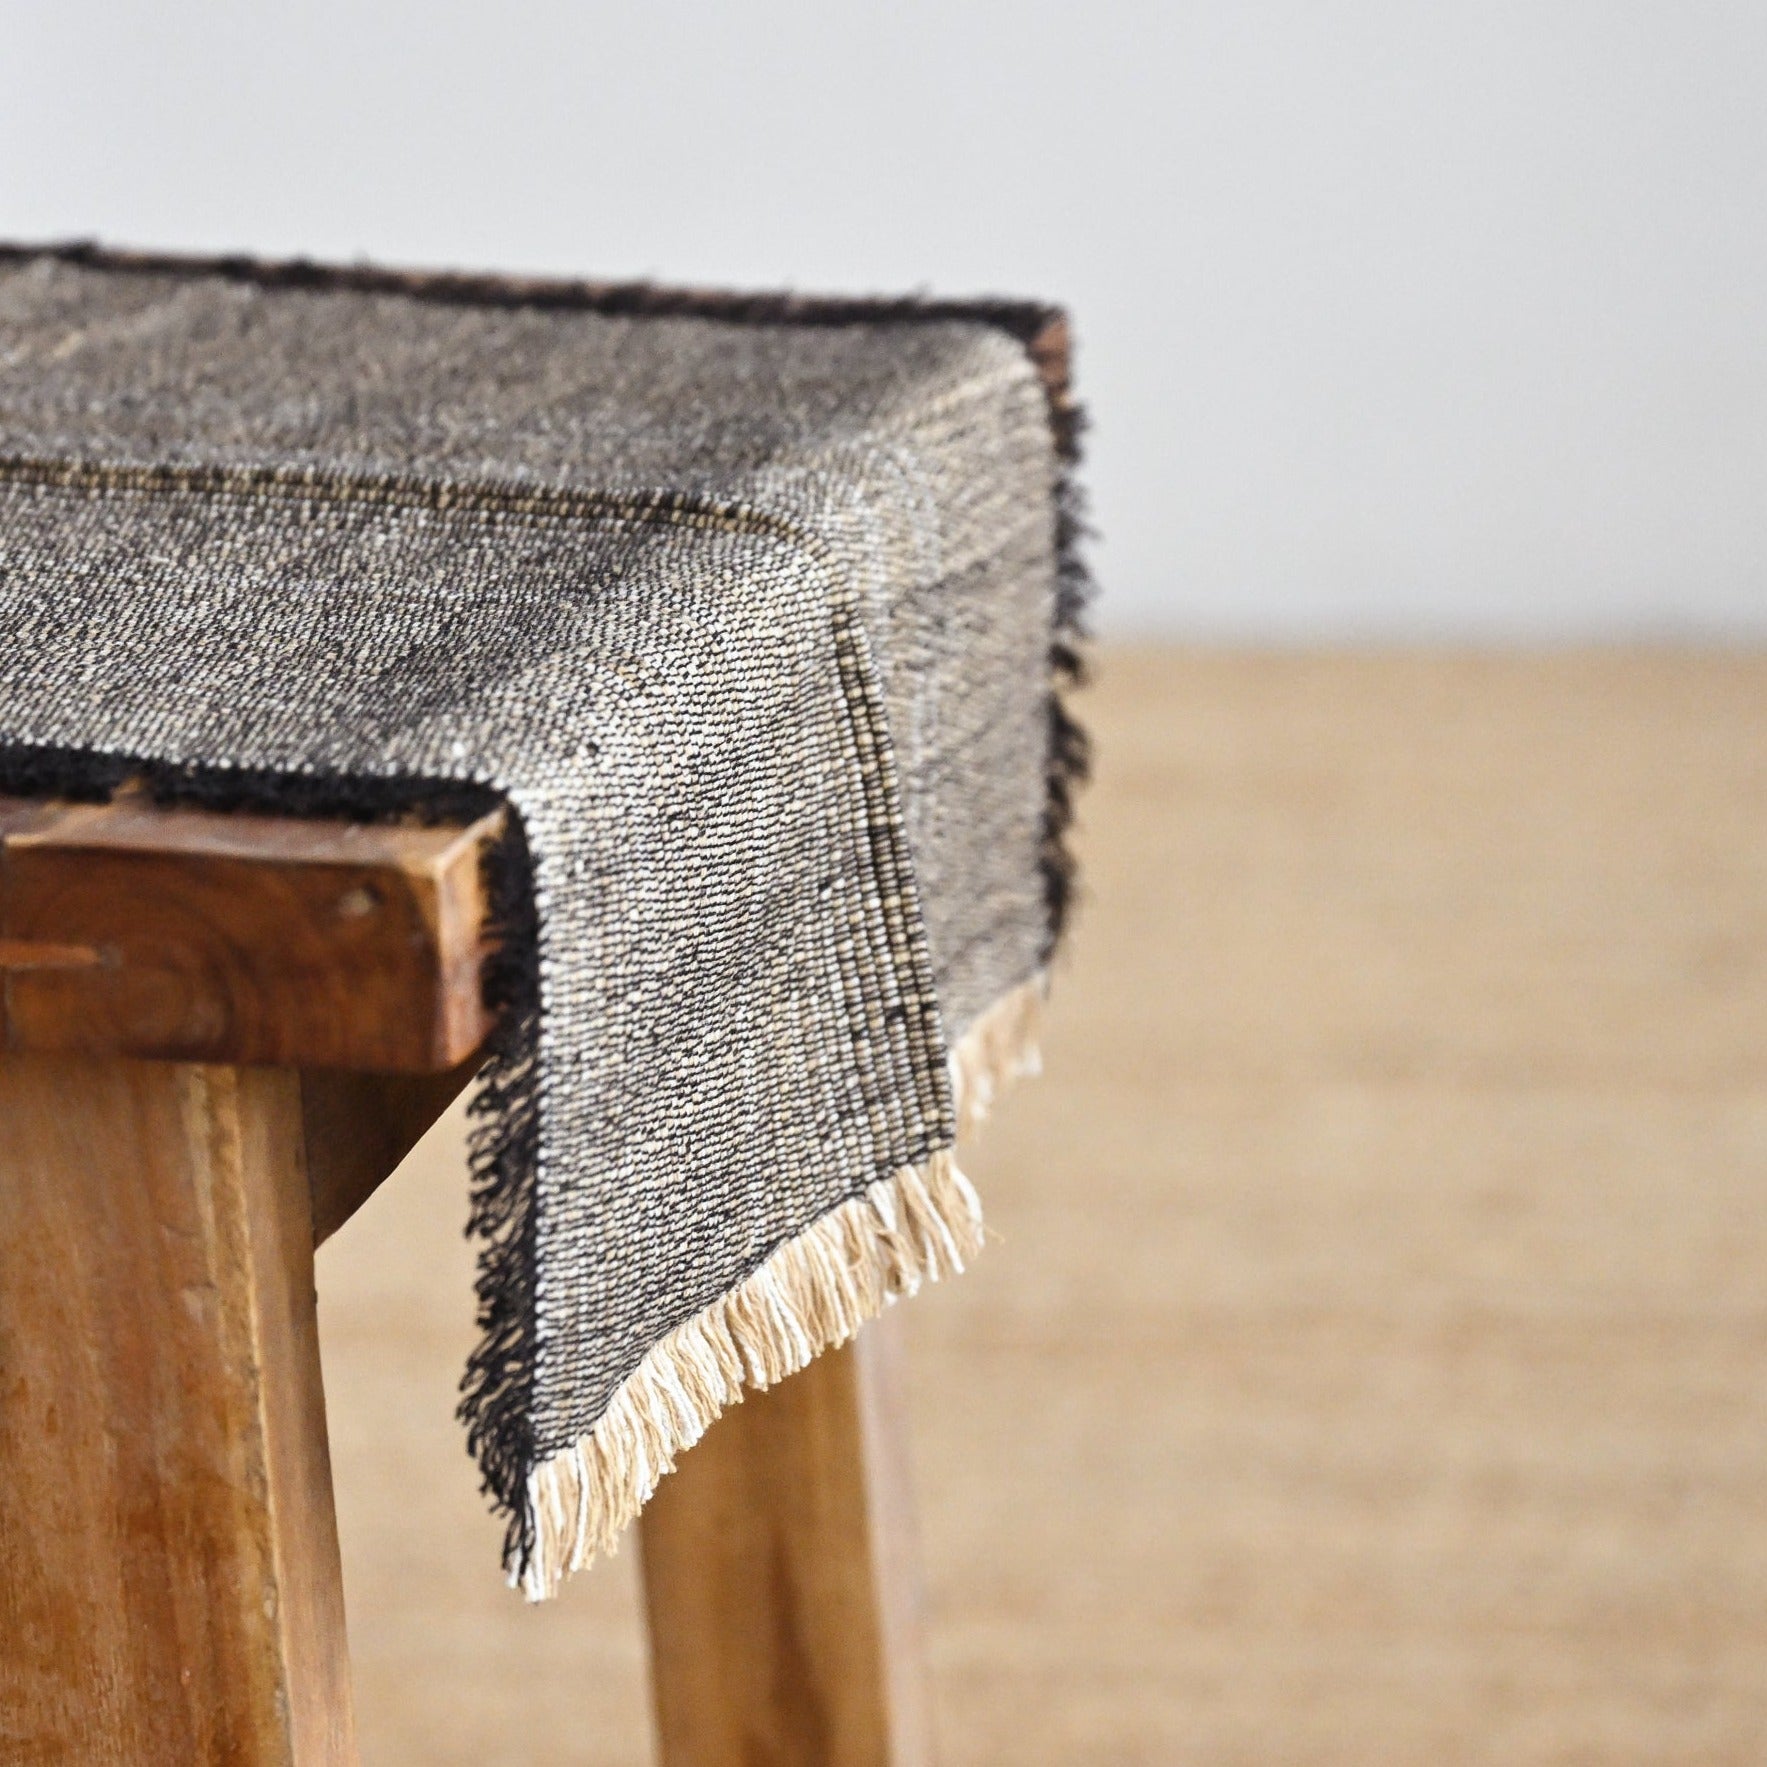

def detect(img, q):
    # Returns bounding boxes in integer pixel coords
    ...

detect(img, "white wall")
[2,1,1764,639]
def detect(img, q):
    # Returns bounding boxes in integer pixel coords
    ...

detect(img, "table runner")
[0,246,1089,1597]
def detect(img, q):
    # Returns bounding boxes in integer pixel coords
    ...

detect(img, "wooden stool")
[0,791,932,1764]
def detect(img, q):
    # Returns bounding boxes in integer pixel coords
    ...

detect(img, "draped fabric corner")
[0,245,1092,1596]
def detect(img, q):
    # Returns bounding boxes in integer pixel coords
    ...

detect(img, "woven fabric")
[0,248,1086,1593]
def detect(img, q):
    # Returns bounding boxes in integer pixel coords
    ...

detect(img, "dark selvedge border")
[0,239,1095,960]
[0,240,1083,457]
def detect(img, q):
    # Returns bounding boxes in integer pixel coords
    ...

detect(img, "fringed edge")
[0,239,1070,396]
[949,974,1047,1141]
[1041,430,1095,965]
[0,740,505,826]
[514,967,1056,1600]
[455,815,546,1578]
[518,1147,984,1600]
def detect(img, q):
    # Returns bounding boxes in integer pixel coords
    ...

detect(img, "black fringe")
[0,742,139,802]
[0,237,1066,367]
[152,763,502,826]
[455,814,544,1578]
[0,741,504,826]
[0,240,1092,1577]
[1042,461,1095,962]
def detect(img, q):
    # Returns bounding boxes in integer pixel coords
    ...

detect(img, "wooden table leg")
[639,1315,934,1767]
[0,1053,357,1763]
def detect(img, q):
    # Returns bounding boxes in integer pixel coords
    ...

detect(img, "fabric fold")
[0,247,1090,1591]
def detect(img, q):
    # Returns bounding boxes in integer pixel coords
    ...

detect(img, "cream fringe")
[519,976,1046,1601]
[949,974,1045,1139]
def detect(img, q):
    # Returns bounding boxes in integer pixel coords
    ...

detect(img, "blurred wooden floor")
[318,647,1767,1765]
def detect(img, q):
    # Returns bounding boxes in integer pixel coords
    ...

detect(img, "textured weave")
[0,248,1087,1592]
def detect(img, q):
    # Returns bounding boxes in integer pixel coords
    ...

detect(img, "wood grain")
[0,1053,356,1763]
[302,1059,484,1248]
[0,794,502,1072]
[640,1319,933,1767]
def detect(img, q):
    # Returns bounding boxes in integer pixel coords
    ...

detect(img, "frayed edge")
[0,740,504,826]
[455,815,545,1578]
[0,239,1075,425]
[1040,444,1095,965]
[516,1145,984,1601]
[950,975,1046,1141]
